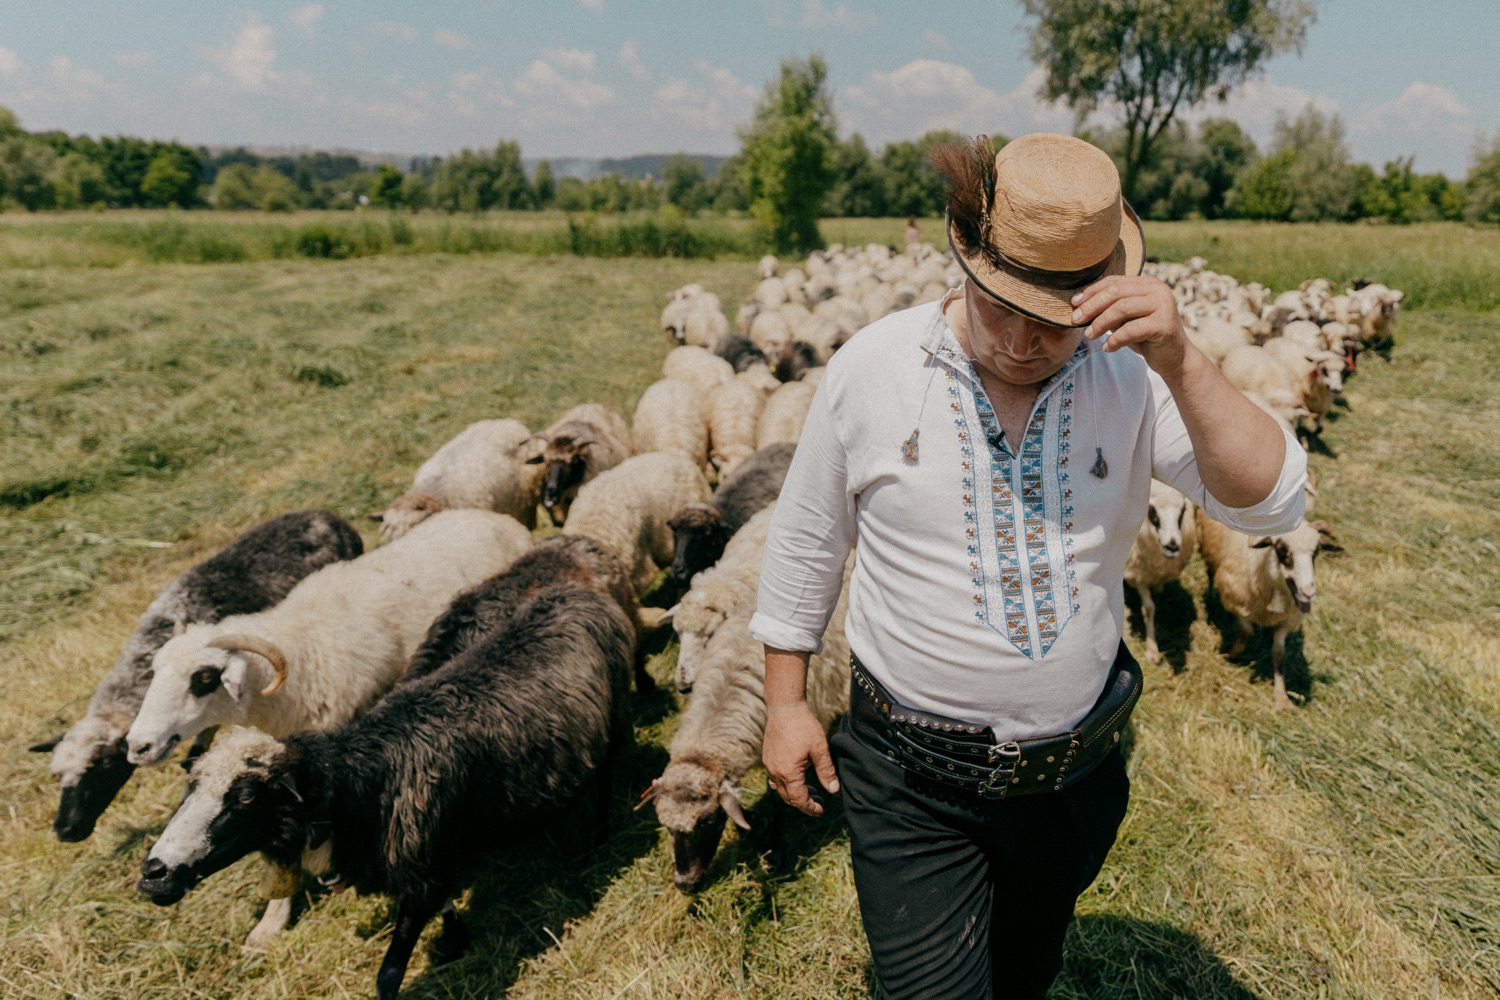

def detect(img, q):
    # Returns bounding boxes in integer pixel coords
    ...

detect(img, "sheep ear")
[222,656,249,703]
[29,735,62,753]
[172,619,187,637]
[1249,537,1274,549]
[275,772,303,804]
[658,604,679,626]
[632,778,662,812]
[719,781,751,831]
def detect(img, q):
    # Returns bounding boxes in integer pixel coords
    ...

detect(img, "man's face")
[961,281,1085,388]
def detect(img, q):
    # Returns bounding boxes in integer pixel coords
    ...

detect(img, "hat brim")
[947,202,1145,328]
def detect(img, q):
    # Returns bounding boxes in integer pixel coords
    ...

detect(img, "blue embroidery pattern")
[940,337,1086,659]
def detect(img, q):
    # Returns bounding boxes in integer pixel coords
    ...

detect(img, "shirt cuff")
[748,612,826,655]
[1200,426,1308,536]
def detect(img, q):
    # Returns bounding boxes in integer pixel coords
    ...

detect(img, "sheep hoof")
[432,909,469,965]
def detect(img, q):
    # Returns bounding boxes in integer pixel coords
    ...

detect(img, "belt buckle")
[980,741,1021,799]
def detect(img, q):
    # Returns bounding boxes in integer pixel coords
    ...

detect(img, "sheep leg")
[1226,616,1252,659]
[430,899,469,965]
[375,893,443,1000]
[244,896,292,949]
[1271,627,1294,711]
[1136,583,1160,662]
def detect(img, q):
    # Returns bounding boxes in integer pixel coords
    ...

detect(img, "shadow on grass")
[1201,585,1334,708]
[373,735,672,999]
[1123,579,1199,673]
[1052,914,1260,998]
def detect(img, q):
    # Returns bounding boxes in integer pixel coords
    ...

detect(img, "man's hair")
[929,135,998,270]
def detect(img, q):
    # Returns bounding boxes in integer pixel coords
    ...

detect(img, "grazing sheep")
[705,377,769,479]
[643,557,851,893]
[534,404,633,527]
[632,378,709,467]
[563,450,712,594]
[663,345,735,399]
[756,379,818,449]
[1199,516,1342,709]
[668,504,778,694]
[1123,483,1198,662]
[748,309,793,359]
[735,364,783,396]
[138,583,635,1000]
[712,333,769,374]
[757,255,779,280]
[32,510,363,843]
[668,444,795,589]
[681,299,731,349]
[373,419,544,541]
[774,341,823,383]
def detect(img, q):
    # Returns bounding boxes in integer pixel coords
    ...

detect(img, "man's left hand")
[1070,275,1188,378]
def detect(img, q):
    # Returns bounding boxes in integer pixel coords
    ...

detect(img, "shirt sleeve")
[748,374,858,654]
[1147,369,1308,536]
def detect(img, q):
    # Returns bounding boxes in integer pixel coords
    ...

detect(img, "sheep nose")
[128,742,154,765]
[140,857,168,880]
[1162,541,1180,555]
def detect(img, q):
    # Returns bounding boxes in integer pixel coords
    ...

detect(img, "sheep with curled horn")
[124,508,532,945]
[31,510,363,844]
[138,582,636,1000]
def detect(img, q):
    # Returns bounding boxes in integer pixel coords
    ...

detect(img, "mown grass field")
[1,214,1497,999]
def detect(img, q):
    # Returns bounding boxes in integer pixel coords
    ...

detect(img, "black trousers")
[830,712,1130,1000]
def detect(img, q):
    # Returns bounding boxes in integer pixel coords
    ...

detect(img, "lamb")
[372,419,545,541]
[31,510,363,843]
[642,558,852,893]
[534,403,633,527]
[668,504,778,694]
[1199,516,1342,709]
[756,379,818,449]
[137,583,635,1000]
[563,450,712,594]
[1123,482,1198,662]
[704,376,769,478]
[632,378,709,467]
[126,508,533,769]
[668,444,795,589]
[663,345,735,399]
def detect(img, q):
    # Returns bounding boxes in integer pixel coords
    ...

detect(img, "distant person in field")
[903,215,921,249]
[754,132,1307,998]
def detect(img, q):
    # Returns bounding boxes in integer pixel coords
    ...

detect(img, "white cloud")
[619,39,650,83]
[0,45,21,79]
[541,47,596,73]
[582,0,605,11]
[113,50,156,67]
[651,59,758,135]
[1187,77,1340,144]
[287,4,324,38]
[51,56,106,104]
[918,29,951,55]
[446,69,514,118]
[343,96,428,128]
[1351,82,1475,175]
[433,28,473,50]
[202,15,278,93]
[514,57,615,114]
[800,0,878,34]
[841,62,1073,145]
[369,20,419,43]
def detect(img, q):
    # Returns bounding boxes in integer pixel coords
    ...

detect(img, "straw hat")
[946,133,1144,327]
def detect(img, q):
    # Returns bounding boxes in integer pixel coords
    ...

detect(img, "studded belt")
[848,642,1141,800]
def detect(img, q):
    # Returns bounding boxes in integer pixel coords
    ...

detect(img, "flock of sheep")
[28,241,1397,998]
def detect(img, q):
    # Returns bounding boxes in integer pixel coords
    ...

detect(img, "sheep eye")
[235,785,257,806]
[1147,507,1159,527]
[189,668,223,697]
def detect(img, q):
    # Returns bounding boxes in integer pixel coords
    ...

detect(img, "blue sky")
[0,0,1495,177]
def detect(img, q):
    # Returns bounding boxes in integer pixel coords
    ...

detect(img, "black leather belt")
[849,642,1141,800]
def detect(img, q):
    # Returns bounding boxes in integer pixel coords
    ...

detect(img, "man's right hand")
[763,701,839,817]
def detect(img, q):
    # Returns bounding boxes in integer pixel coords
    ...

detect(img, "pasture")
[1,214,1497,999]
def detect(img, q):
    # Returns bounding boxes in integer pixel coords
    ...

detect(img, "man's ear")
[222,655,249,703]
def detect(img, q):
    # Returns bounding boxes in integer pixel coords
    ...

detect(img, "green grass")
[1,221,1497,999]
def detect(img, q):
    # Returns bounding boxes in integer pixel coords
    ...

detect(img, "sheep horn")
[719,780,751,831]
[633,778,662,812]
[208,634,289,696]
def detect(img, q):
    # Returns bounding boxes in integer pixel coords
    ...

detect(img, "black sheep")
[711,332,769,373]
[667,442,795,586]
[137,584,636,1000]
[31,510,363,842]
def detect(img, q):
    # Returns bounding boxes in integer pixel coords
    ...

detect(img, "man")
[750,133,1306,999]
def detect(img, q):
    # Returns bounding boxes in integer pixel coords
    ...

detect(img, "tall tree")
[739,54,838,252]
[1465,135,1500,223]
[1020,0,1316,202]
[662,154,708,214]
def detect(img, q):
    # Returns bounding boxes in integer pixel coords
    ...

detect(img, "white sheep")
[1123,482,1197,662]
[632,378,709,467]
[1199,516,1341,709]
[372,419,544,541]
[705,377,768,478]
[663,345,734,400]
[563,450,712,594]
[756,379,818,449]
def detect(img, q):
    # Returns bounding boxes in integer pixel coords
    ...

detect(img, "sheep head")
[371,491,448,545]
[537,434,591,521]
[667,503,729,588]
[1249,520,1342,614]
[33,713,136,843]
[1144,483,1194,561]
[645,754,748,893]
[125,629,289,767]
[138,727,304,906]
